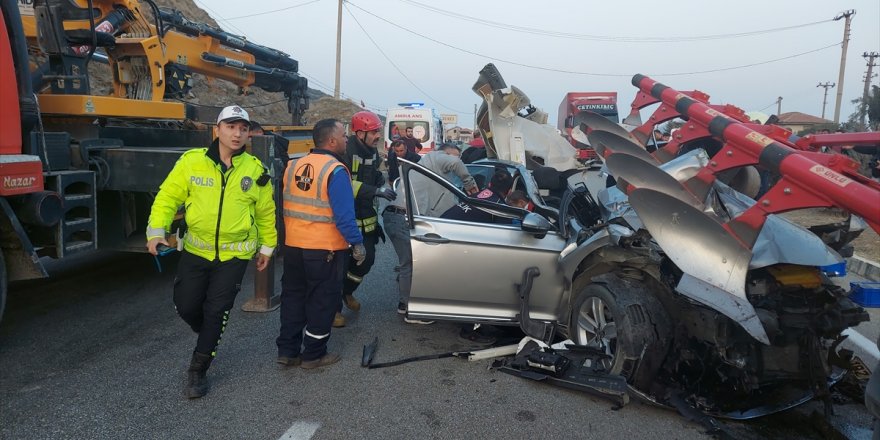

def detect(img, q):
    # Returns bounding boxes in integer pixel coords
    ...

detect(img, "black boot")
[184,351,212,399]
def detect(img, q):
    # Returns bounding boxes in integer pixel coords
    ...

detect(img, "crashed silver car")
[399,64,870,419]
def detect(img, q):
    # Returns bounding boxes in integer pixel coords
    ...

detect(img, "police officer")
[276,118,365,369]
[146,105,277,399]
[337,111,396,327]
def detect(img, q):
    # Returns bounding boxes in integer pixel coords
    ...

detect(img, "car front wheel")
[569,274,671,389]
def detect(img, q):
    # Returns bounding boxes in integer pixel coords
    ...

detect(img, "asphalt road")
[1,239,874,440]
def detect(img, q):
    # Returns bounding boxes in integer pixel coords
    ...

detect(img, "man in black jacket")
[386,139,421,185]
[337,111,396,327]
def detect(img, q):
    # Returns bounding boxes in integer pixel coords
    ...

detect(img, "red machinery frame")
[628,75,880,241]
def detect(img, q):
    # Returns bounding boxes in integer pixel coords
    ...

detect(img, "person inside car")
[505,190,532,211]
[505,190,532,227]
[440,168,514,224]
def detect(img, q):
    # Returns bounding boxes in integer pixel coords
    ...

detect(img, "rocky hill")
[86,0,364,125]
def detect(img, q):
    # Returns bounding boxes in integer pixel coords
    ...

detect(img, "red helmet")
[351,111,381,132]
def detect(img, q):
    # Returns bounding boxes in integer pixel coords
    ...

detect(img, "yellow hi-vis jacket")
[146,141,277,262]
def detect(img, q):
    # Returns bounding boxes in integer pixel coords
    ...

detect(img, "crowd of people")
[146,105,521,399]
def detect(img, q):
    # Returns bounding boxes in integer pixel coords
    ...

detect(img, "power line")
[193,0,250,36]
[226,0,324,21]
[301,71,388,113]
[400,0,833,43]
[654,43,839,76]
[343,3,468,114]
[758,101,778,112]
[347,2,840,78]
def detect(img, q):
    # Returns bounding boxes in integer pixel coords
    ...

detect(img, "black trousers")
[342,229,377,298]
[172,251,250,357]
[277,246,348,361]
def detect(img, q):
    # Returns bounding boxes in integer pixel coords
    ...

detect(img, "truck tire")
[0,248,6,325]
[569,273,671,389]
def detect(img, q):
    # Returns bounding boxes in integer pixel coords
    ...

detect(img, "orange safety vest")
[282,153,350,250]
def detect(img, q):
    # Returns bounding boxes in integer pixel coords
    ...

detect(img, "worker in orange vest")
[276,118,365,369]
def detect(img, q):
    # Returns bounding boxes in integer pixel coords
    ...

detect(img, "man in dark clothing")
[386,139,421,185]
[400,126,423,153]
[441,168,514,224]
[277,118,365,370]
[338,111,397,327]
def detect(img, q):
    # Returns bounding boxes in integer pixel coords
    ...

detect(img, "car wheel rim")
[576,296,617,369]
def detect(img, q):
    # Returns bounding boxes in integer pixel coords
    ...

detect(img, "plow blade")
[588,130,657,163]
[628,188,766,343]
[575,111,635,140]
[570,125,591,147]
[605,153,704,208]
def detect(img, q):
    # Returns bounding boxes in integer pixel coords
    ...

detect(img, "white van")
[385,103,444,154]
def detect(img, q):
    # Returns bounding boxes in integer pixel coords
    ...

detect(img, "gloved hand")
[375,188,397,201]
[352,243,367,266]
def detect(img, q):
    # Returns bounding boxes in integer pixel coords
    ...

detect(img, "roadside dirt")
[782,208,879,263]
[303,96,375,126]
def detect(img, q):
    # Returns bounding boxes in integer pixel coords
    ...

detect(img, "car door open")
[399,161,567,324]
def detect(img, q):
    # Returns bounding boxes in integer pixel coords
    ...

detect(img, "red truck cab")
[557,92,619,161]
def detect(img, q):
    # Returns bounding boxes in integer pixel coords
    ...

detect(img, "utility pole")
[861,51,878,128]
[334,0,343,99]
[817,82,836,119]
[776,96,783,116]
[473,103,478,130]
[832,10,855,124]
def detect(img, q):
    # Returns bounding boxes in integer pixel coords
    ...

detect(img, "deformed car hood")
[472,64,580,172]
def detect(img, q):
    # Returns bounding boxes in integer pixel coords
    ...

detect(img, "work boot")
[300,353,341,370]
[184,351,213,399]
[343,294,361,312]
[277,356,302,367]
[333,312,346,328]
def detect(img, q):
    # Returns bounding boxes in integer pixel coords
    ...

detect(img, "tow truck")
[0,0,310,322]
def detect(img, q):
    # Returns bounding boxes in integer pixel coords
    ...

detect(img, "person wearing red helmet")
[335,110,396,327]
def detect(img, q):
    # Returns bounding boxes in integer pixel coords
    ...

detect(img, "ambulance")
[385,103,444,154]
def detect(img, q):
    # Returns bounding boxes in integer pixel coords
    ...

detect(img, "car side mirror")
[521,212,551,238]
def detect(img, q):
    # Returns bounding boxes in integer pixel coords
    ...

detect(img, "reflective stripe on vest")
[283,159,338,221]
[351,156,374,179]
[282,153,350,250]
[356,215,378,233]
[184,232,257,253]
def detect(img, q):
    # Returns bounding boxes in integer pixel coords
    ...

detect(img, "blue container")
[850,282,880,308]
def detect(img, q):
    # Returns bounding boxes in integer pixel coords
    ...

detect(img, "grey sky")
[199,0,879,126]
